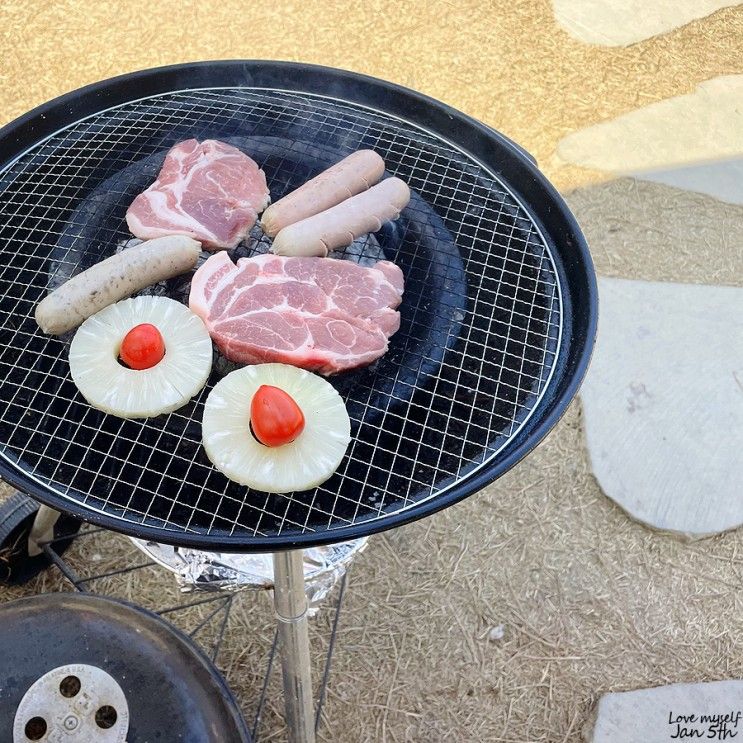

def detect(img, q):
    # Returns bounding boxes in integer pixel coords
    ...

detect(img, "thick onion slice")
[202,363,351,493]
[69,296,212,419]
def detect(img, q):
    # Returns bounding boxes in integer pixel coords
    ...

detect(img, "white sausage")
[35,235,201,335]
[270,178,411,258]
[261,150,385,237]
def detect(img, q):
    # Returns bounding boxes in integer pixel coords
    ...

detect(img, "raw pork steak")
[126,139,270,250]
[189,252,404,374]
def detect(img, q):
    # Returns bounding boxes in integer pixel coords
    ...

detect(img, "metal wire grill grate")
[0,87,562,542]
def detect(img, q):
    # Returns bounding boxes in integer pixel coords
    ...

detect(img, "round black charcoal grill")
[0,62,596,552]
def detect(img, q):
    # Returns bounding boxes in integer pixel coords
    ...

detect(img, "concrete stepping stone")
[634,157,743,206]
[585,679,743,742]
[552,0,734,47]
[580,277,743,538]
[557,76,743,173]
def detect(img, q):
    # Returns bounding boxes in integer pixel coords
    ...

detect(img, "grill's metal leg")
[273,550,315,743]
[27,504,61,557]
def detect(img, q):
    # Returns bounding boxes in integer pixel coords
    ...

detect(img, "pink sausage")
[270,177,411,258]
[261,150,385,237]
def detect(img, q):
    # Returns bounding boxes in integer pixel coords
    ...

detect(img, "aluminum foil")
[130,537,367,612]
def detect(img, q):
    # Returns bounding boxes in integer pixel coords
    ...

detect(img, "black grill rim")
[0,61,597,552]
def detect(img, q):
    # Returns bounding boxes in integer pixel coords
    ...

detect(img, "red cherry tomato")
[250,385,306,447]
[119,323,166,370]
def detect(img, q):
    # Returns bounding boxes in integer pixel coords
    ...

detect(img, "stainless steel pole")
[273,550,316,743]
[27,504,61,557]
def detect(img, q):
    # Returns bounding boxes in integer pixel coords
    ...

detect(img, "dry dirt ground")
[0,2,742,741]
